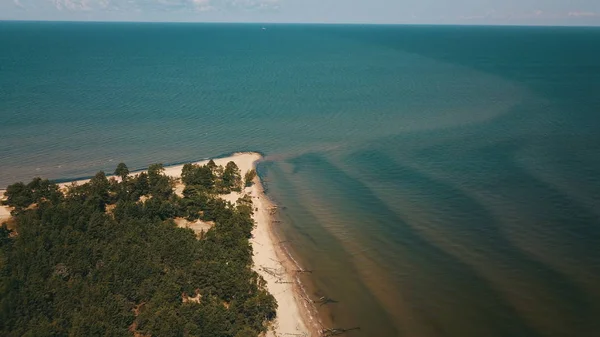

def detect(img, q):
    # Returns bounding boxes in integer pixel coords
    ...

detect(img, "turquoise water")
[1,22,600,336]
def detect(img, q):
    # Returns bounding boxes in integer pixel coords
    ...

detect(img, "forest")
[0,160,275,337]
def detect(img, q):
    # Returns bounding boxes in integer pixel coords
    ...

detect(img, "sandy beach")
[0,152,319,337]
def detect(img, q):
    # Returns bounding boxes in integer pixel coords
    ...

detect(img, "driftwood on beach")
[315,296,338,306]
[275,279,294,284]
[321,327,361,336]
[260,265,285,278]
[268,205,278,215]
[260,265,293,284]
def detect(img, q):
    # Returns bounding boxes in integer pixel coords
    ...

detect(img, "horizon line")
[1,18,600,28]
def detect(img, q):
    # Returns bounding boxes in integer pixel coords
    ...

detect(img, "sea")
[1,22,599,337]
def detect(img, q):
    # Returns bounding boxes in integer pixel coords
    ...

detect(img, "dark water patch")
[327,25,600,102]
[263,159,400,336]
[285,152,543,337]
[408,134,600,266]
[344,146,600,336]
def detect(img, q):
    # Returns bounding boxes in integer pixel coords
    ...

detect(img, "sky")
[1,0,600,25]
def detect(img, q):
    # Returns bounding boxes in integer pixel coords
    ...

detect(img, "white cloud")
[456,7,600,22]
[217,0,281,11]
[568,11,598,17]
[38,0,281,13]
[192,0,214,12]
[50,0,96,11]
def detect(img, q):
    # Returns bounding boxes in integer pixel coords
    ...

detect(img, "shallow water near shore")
[2,22,600,336]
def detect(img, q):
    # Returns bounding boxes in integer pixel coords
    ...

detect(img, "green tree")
[26,177,61,204]
[181,163,196,186]
[235,327,259,337]
[182,164,215,190]
[148,164,173,199]
[85,171,112,211]
[244,169,257,187]
[0,224,11,246]
[206,159,217,170]
[114,163,130,181]
[130,172,150,200]
[2,178,61,211]
[2,182,32,209]
[222,161,242,192]
[89,171,110,195]
[148,163,165,183]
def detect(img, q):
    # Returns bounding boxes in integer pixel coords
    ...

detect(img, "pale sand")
[0,190,11,226]
[173,218,214,237]
[0,202,11,226]
[0,152,318,336]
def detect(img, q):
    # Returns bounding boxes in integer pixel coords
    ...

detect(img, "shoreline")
[251,175,323,337]
[0,152,320,336]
